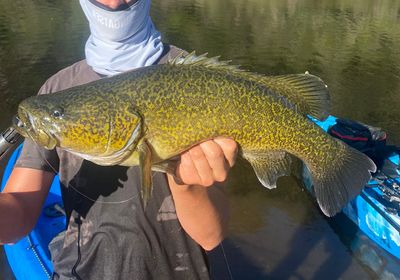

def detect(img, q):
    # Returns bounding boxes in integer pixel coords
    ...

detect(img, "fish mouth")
[15,108,57,150]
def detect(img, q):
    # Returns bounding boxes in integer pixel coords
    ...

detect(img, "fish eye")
[51,107,64,119]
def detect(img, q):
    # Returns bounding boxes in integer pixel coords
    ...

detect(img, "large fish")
[14,53,376,216]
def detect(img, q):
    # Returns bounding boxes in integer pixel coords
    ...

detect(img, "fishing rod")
[0,116,23,160]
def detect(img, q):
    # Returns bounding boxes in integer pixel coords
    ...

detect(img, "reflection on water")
[157,0,400,142]
[1,0,400,279]
[208,161,379,279]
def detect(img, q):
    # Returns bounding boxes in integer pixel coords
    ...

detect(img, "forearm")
[168,174,230,251]
[0,193,34,244]
[0,168,54,245]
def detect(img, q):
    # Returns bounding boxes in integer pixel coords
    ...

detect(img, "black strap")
[71,214,83,280]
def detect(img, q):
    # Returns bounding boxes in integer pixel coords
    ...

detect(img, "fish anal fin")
[243,150,293,189]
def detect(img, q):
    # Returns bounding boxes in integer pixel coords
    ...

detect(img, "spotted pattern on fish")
[16,57,376,216]
[19,64,344,174]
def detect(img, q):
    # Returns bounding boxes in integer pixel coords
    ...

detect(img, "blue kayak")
[1,144,65,279]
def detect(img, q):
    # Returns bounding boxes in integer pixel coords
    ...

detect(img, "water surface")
[1,0,400,279]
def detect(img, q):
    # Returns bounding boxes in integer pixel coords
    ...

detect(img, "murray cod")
[14,53,376,216]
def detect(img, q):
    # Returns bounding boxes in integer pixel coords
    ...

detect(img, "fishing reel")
[0,116,23,160]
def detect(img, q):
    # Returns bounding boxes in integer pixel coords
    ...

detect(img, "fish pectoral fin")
[243,150,292,189]
[138,139,153,208]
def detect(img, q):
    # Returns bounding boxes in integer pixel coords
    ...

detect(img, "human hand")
[174,138,238,187]
[167,138,235,250]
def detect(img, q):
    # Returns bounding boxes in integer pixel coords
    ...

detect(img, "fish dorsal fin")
[171,52,329,120]
[169,51,245,73]
[243,150,293,189]
[260,73,330,120]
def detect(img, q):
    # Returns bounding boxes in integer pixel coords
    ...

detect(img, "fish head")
[15,92,143,163]
[16,96,61,150]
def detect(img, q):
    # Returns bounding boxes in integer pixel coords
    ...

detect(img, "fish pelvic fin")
[261,73,330,120]
[152,156,180,174]
[311,143,376,217]
[243,150,293,189]
[138,139,153,208]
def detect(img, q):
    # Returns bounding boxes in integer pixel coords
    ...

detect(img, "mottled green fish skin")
[16,59,376,216]
[21,64,341,177]
[124,64,341,178]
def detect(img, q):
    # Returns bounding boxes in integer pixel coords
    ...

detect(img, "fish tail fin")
[310,142,376,216]
[262,73,330,120]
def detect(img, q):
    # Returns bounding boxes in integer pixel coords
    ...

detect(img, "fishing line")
[220,241,234,280]
[38,148,141,204]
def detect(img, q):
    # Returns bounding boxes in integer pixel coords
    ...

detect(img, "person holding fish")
[0,0,237,279]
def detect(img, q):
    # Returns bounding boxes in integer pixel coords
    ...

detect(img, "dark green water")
[1,0,400,279]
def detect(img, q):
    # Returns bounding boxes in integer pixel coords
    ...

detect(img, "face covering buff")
[79,0,164,76]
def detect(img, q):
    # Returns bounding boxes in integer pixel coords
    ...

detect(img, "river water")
[1,0,400,279]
